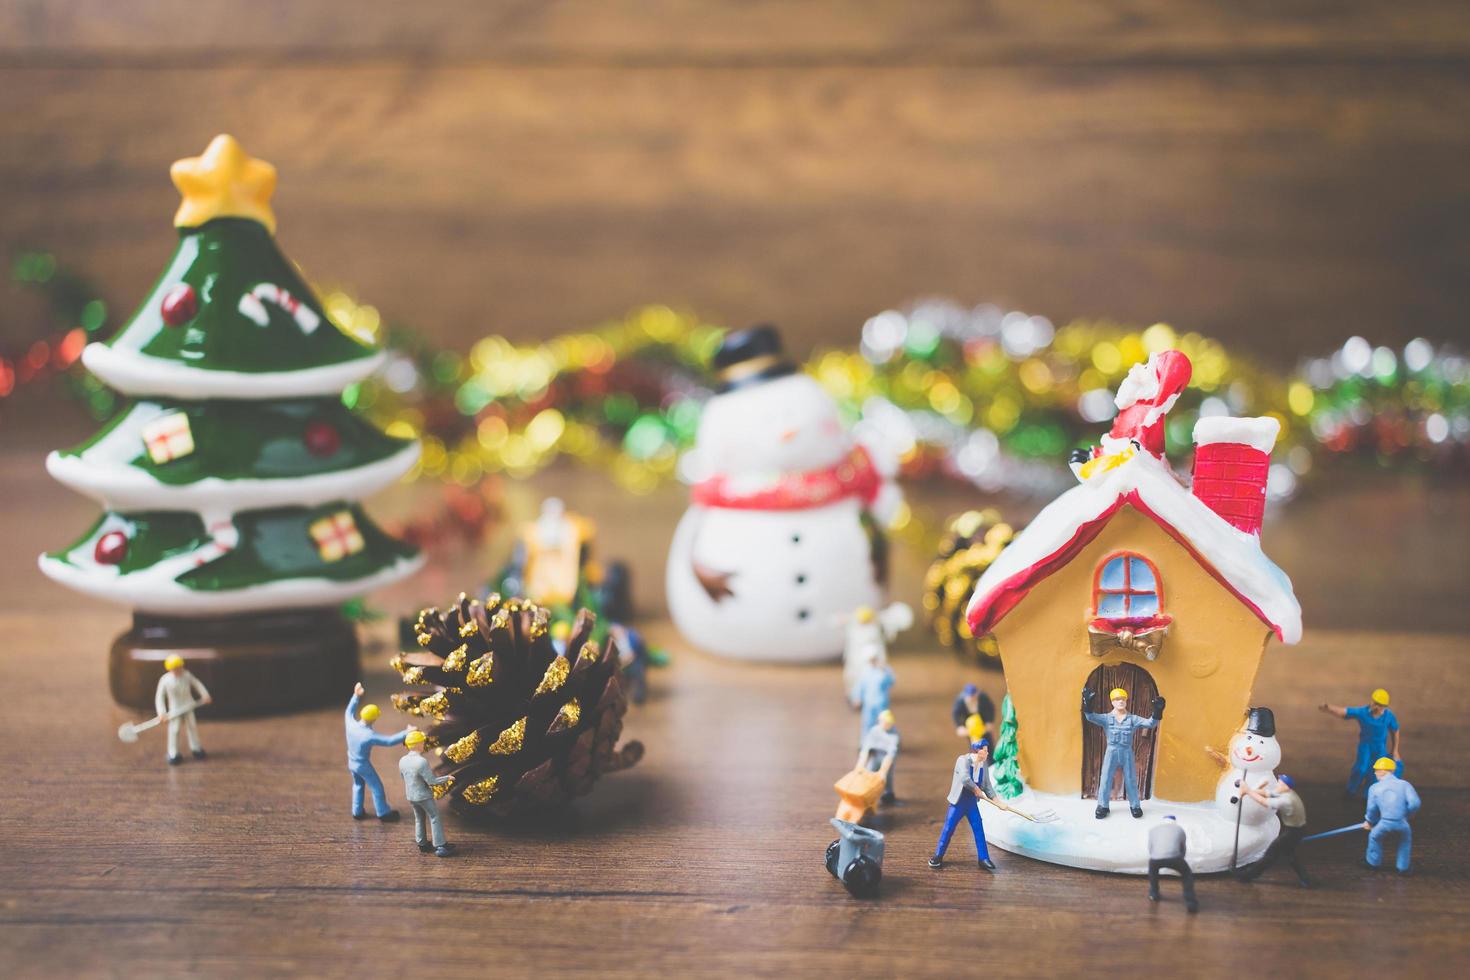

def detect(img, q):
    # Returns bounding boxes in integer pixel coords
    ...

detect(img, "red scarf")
[691,445,882,511]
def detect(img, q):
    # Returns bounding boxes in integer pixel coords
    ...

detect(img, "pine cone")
[392,592,644,820]
[922,509,1018,666]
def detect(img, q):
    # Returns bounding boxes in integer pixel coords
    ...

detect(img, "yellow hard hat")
[855,606,876,624]
[551,621,572,640]
[1109,688,1128,701]
[164,654,185,671]
[878,709,895,725]
[404,730,426,747]
[1370,688,1390,706]
[1373,757,1397,772]
[359,703,380,723]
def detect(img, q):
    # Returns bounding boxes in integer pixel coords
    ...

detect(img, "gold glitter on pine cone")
[393,592,644,820]
[923,509,1018,667]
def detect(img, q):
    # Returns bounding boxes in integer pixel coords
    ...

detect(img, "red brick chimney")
[1190,416,1280,535]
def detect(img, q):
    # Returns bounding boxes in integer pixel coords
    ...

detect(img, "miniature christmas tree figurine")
[990,695,1023,799]
[38,135,423,714]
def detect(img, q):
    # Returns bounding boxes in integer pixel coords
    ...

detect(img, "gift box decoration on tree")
[39,135,424,715]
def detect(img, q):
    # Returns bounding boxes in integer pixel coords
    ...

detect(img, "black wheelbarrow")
[825,817,884,897]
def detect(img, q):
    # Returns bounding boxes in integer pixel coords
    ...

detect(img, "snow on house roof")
[964,450,1302,644]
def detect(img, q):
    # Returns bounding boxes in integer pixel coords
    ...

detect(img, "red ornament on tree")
[160,283,199,327]
[304,420,341,457]
[94,530,129,565]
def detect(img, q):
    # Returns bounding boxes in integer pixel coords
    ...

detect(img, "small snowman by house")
[665,325,902,662]
[1208,706,1282,825]
[958,348,1302,874]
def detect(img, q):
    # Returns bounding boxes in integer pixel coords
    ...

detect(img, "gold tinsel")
[924,509,1018,665]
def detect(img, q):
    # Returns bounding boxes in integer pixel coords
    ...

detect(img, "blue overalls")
[1365,773,1420,872]
[850,664,894,737]
[934,761,991,863]
[1344,706,1398,796]
[1084,710,1160,809]
[345,692,409,817]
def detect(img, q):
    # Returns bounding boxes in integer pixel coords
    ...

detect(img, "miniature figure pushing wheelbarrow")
[827,764,890,897]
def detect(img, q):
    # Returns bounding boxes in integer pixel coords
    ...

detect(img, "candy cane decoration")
[192,515,240,567]
[238,283,321,335]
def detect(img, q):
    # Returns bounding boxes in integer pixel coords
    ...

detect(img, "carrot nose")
[779,428,799,442]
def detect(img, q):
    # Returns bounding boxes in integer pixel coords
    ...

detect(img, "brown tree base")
[110,608,360,717]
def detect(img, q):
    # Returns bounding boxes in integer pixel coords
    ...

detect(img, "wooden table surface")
[2,404,1468,978]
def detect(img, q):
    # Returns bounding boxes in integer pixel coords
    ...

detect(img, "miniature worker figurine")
[1083,686,1165,819]
[1363,757,1420,874]
[951,683,997,744]
[838,602,912,694]
[399,730,456,857]
[154,654,211,765]
[345,682,411,822]
[1147,815,1198,913]
[1319,689,1401,797]
[1238,774,1311,887]
[849,646,895,738]
[857,709,900,804]
[928,738,1011,871]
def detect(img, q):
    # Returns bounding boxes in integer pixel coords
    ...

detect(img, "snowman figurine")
[665,325,902,662]
[1208,707,1283,825]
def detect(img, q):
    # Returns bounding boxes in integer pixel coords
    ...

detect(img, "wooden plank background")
[3,1,1469,361]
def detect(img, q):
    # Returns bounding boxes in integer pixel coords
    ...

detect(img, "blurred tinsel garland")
[9,251,1469,529]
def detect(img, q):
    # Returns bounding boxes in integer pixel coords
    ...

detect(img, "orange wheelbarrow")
[833,767,886,824]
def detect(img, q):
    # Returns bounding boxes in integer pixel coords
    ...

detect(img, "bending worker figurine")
[345,682,411,822]
[1083,686,1165,819]
[1238,774,1311,887]
[400,730,456,857]
[154,654,211,765]
[1319,689,1401,797]
[1147,815,1199,913]
[928,738,1011,871]
[856,709,900,804]
[1363,757,1420,874]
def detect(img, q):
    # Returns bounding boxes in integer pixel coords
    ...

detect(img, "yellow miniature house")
[964,351,1302,873]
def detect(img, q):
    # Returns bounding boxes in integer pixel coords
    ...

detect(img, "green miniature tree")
[39,136,422,710]
[992,694,1024,799]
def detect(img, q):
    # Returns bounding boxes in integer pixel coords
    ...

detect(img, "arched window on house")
[1093,553,1162,620]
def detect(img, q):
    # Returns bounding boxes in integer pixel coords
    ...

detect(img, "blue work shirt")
[1366,773,1421,824]
[1084,711,1160,748]
[345,692,409,770]
[850,665,894,712]
[1346,705,1398,748]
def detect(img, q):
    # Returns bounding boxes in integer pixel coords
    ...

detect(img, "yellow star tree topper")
[170,134,278,233]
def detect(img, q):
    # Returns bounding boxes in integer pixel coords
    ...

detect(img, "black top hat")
[1245,706,1275,738]
[711,324,797,393]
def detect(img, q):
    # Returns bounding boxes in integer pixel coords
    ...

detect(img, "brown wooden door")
[1081,663,1159,801]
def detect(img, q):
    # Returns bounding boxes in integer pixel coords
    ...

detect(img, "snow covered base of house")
[987,787,1277,874]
